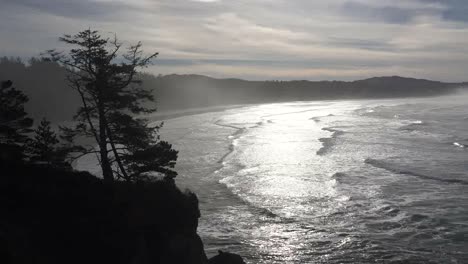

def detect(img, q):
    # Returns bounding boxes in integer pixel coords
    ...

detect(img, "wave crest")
[365,158,468,185]
[317,128,345,156]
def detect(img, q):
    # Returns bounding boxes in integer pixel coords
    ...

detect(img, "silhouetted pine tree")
[27,118,68,167]
[44,29,178,183]
[0,80,33,161]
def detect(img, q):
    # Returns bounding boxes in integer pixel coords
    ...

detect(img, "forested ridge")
[1,57,464,122]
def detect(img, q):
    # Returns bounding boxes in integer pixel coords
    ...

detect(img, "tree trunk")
[106,125,130,182]
[98,105,114,184]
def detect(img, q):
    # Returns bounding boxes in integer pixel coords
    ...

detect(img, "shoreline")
[145,104,249,122]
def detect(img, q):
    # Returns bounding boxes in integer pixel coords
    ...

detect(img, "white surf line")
[213,119,246,164]
[260,108,321,118]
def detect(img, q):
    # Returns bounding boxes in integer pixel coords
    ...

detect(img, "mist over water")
[154,92,468,263]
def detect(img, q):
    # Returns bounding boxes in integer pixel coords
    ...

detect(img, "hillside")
[1,58,464,121]
[152,74,463,111]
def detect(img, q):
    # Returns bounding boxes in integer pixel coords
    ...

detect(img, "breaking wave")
[365,158,468,185]
[317,128,345,156]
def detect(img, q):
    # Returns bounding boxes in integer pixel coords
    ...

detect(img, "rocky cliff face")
[0,160,241,264]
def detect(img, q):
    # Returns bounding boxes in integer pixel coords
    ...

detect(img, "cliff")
[0,160,211,264]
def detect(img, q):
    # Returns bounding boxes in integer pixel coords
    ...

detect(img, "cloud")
[420,0,468,22]
[342,2,416,24]
[2,0,468,81]
[2,0,138,21]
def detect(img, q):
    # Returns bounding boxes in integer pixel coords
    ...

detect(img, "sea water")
[157,93,468,263]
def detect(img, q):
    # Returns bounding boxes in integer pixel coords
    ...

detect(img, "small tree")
[44,29,178,183]
[27,118,67,166]
[0,80,33,161]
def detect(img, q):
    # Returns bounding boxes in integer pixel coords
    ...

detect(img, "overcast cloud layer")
[2,0,468,81]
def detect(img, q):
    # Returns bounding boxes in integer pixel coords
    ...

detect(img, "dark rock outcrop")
[0,159,211,264]
[208,250,246,264]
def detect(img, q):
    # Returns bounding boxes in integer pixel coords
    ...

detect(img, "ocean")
[158,93,468,264]
[76,92,468,263]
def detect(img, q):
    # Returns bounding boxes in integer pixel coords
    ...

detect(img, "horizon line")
[151,73,468,84]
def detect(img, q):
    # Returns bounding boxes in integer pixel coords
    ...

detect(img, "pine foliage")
[44,29,178,182]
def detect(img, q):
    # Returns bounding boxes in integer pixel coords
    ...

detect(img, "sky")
[2,0,468,81]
